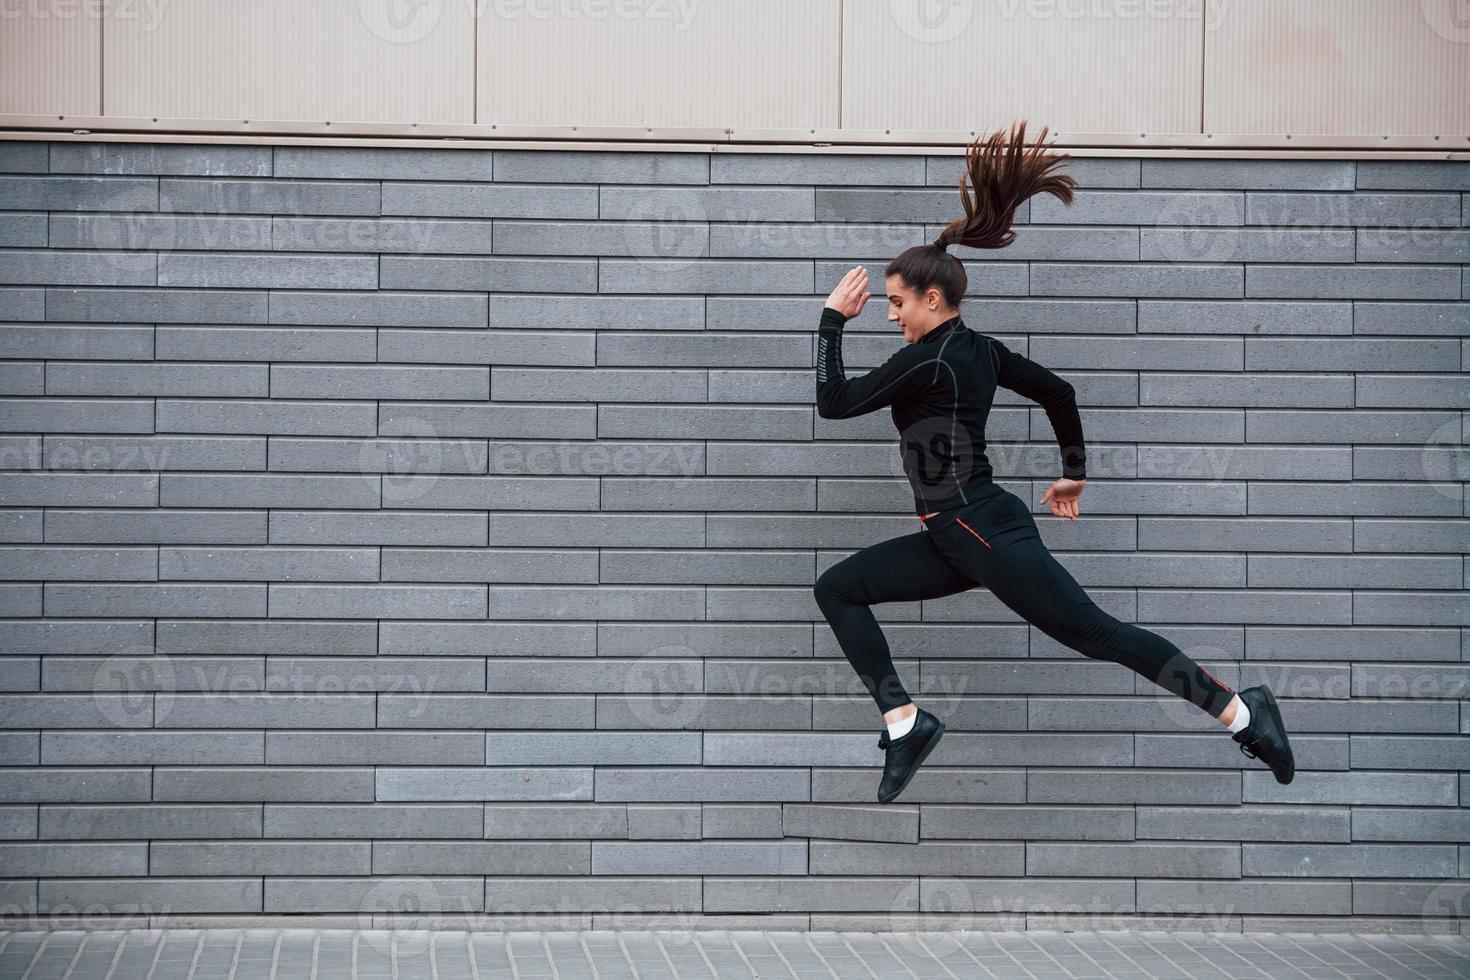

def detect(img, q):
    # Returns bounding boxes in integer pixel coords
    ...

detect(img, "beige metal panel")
[2,122,1466,156]
[476,0,840,129]
[102,0,473,124]
[3,131,1467,161]
[0,3,101,115]
[840,0,1202,135]
[1206,0,1470,136]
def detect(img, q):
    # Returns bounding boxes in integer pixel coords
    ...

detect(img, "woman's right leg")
[929,514,1237,719]
[813,529,977,714]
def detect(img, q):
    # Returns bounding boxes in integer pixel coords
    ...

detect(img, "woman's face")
[885,276,956,343]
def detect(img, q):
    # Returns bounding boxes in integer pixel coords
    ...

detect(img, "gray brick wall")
[0,139,1465,935]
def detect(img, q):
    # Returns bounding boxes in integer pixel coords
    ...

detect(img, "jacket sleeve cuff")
[819,306,849,331]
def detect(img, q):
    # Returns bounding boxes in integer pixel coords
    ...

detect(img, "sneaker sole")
[880,719,944,803]
[1258,685,1295,784]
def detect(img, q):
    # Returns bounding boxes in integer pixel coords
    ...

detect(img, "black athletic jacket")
[816,305,1086,515]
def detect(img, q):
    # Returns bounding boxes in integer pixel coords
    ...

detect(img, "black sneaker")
[876,706,945,803]
[1231,684,1295,784]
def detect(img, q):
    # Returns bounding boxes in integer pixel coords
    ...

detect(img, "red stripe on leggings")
[955,518,992,549]
[1199,665,1232,693]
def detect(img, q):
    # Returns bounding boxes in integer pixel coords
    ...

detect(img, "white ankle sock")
[1225,695,1251,733]
[887,708,917,740]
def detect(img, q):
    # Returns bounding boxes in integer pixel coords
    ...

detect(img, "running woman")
[813,121,1295,803]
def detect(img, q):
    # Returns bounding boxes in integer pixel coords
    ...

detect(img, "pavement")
[2,928,1469,979]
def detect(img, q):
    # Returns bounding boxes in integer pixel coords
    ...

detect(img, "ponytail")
[888,119,1077,309]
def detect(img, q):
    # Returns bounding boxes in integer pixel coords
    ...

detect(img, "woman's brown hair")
[885,119,1077,310]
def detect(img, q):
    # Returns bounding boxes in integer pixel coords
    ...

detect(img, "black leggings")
[814,483,1236,718]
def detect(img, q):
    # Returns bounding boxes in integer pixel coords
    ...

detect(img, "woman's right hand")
[1040,478,1085,520]
[824,265,872,320]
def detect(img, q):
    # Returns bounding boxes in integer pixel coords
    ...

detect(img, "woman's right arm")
[988,336,1087,481]
[816,307,932,420]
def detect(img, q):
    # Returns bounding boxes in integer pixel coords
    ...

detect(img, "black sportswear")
[876,705,945,804]
[813,480,1239,721]
[816,306,1087,517]
[1232,684,1296,783]
[812,304,1238,728]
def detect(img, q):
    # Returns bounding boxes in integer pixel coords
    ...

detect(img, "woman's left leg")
[814,528,978,715]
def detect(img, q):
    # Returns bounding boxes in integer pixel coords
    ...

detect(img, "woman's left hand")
[824,266,872,320]
[1040,478,1085,520]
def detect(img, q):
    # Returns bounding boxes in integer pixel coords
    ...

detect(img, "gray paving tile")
[0,929,1467,979]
